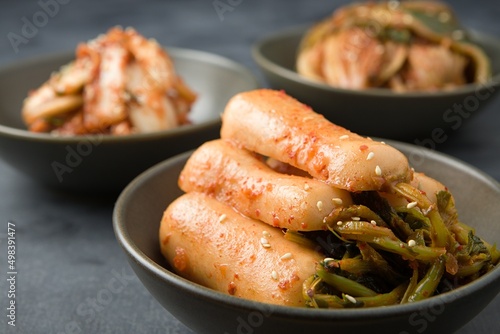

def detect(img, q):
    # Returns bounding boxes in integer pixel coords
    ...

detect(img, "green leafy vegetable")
[297,183,497,309]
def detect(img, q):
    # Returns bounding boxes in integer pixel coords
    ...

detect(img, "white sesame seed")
[261,237,271,248]
[345,294,357,303]
[339,135,349,140]
[316,201,324,212]
[351,217,361,221]
[370,220,377,226]
[337,221,343,226]
[304,183,310,190]
[271,270,278,280]
[262,231,271,238]
[366,152,375,161]
[281,253,293,260]
[407,201,418,209]
[218,214,227,223]
[408,240,416,247]
[323,257,335,263]
[332,198,343,206]
[375,165,382,176]
[380,141,386,145]
[422,207,432,216]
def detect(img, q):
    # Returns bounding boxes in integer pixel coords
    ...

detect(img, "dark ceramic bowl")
[252,26,500,140]
[0,48,258,191]
[113,141,499,334]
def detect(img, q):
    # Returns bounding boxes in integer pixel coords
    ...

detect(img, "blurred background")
[1,0,499,179]
[1,0,499,82]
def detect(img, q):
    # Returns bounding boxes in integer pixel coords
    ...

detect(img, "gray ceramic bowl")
[113,141,499,334]
[0,48,258,191]
[252,26,500,140]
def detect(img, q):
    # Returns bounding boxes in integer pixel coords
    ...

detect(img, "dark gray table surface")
[0,1,499,333]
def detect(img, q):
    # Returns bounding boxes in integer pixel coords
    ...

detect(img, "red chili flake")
[173,247,188,272]
[278,280,290,290]
[359,145,369,151]
[161,234,171,246]
[272,213,280,227]
[228,282,237,295]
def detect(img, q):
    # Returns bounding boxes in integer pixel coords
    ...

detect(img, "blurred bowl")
[113,141,499,334]
[252,26,500,140]
[0,48,258,191]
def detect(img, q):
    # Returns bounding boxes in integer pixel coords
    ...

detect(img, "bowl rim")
[113,141,500,321]
[0,47,259,143]
[252,24,500,99]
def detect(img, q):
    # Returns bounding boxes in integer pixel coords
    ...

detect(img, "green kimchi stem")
[392,183,451,248]
[456,258,488,277]
[283,230,318,249]
[401,264,420,304]
[357,242,406,285]
[330,221,446,262]
[311,294,346,308]
[407,256,446,302]
[327,205,388,228]
[354,283,409,307]
[372,237,445,262]
[316,267,377,297]
[330,258,374,275]
[452,222,500,264]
